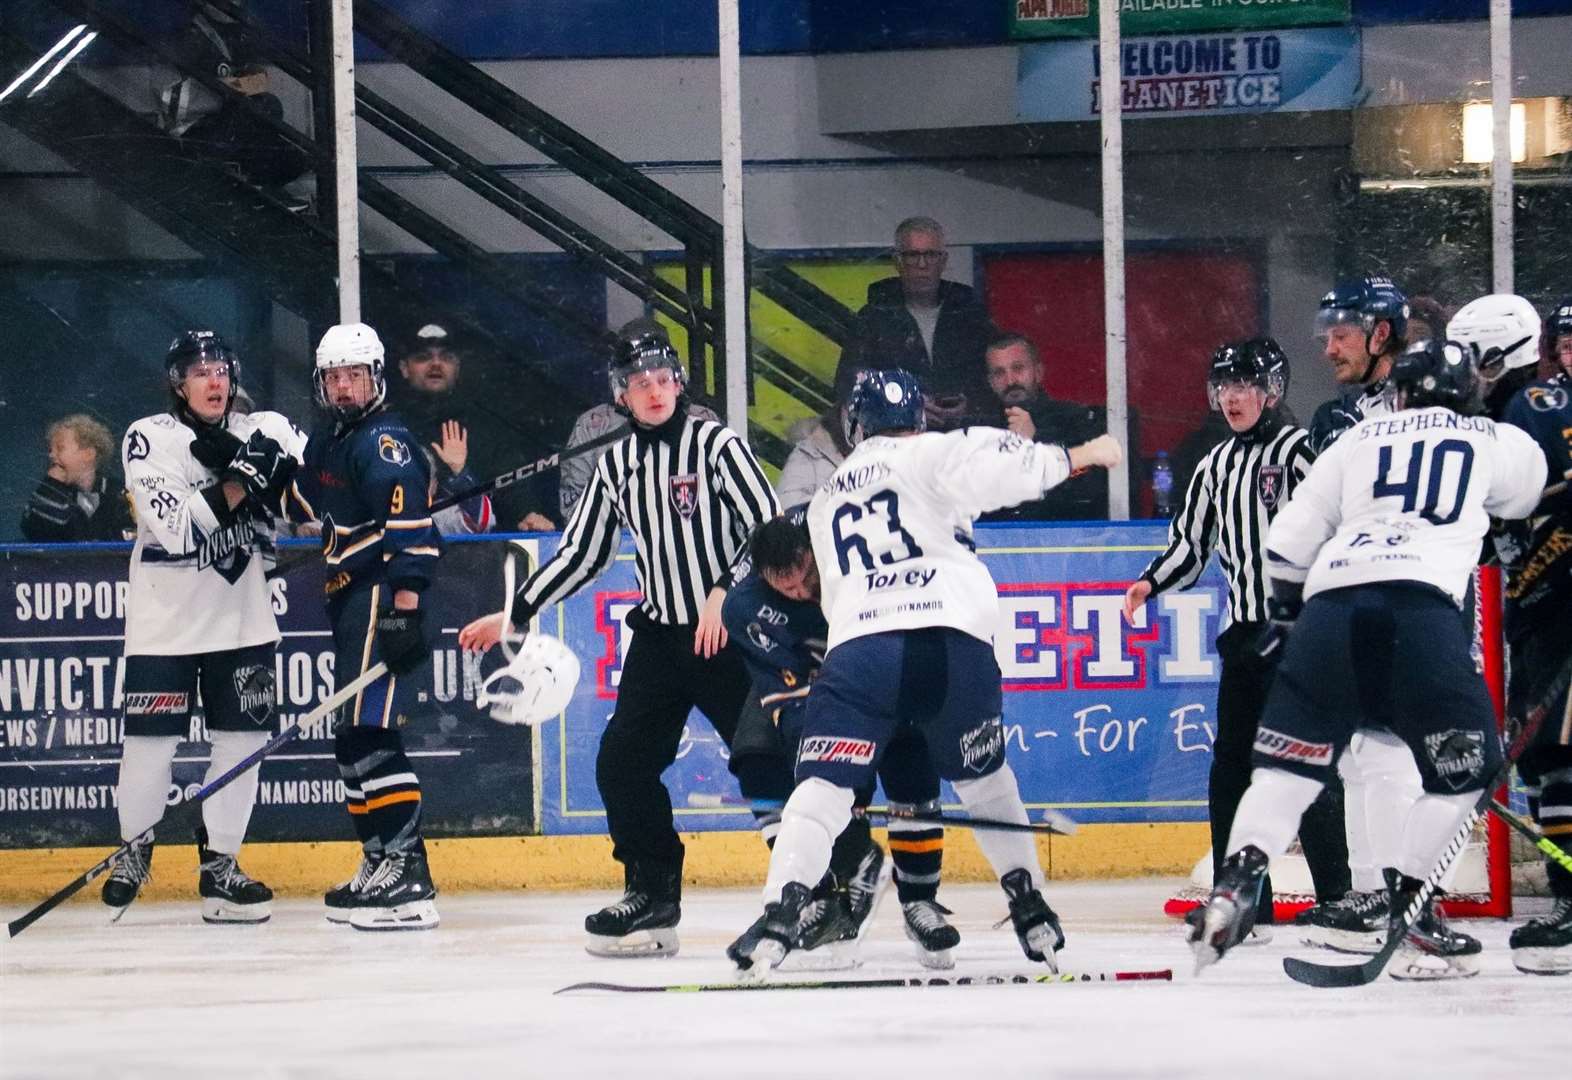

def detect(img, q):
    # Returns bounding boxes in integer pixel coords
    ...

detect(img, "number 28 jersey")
[1266,406,1546,606]
[807,427,1073,653]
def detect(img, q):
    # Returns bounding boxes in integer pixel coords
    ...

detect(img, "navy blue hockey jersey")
[289,407,442,605]
[1498,373,1572,638]
[721,570,826,722]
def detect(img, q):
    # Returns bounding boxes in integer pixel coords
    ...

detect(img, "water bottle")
[1151,451,1174,518]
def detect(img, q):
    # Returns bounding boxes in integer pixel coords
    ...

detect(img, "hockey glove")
[1255,590,1304,660]
[224,431,296,503]
[376,608,428,676]
[189,426,245,472]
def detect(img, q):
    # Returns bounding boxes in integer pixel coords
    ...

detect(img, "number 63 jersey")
[1266,406,1547,606]
[807,427,1073,653]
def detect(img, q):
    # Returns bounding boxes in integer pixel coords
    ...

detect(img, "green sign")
[1009,0,1349,40]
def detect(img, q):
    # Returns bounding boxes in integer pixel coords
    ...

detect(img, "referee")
[460,332,781,958]
[1121,339,1348,928]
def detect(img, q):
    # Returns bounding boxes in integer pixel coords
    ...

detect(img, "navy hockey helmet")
[1390,338,1479,413]
[165,330,241,418]
[1315,276,1410,352]
[609,331,687,402]
[1206,337,1288,410]
[1550,298,1572,351]
[848,368,926,440]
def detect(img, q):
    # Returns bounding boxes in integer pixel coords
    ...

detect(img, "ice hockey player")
[1461,294,1572,974]
[288,323,443,931]
[102,331,305,922]
[1123,339,1348,933]
[1189,338,1546,980]
[723,509,959,968]
[458,332,782,958]
[726,368,1123,977]
[1294,275,1429,953]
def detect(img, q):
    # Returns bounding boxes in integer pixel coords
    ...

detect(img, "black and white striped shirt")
[1139,420,1315,624]
[516,413,780,627]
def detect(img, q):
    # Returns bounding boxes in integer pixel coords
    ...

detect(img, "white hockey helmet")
[477,632,581,726]
[1446,294,1541,381]
[314,322,387,420]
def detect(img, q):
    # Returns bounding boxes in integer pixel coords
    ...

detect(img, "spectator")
[832,217,995,431]
[393,322,555,532]
[776,400,854,509]
[20,414,133,542]
[559,318,720,520]
[977,333,1107,521]
[1405,295,1451,345]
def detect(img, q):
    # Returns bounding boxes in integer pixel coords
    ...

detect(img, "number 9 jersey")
[807,427,1073,653]
[1266,407,1547,606]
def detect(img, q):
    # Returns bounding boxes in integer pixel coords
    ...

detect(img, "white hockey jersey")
[1267,407,1546,606]
[121,410,307,656]
[807,427,1072,652]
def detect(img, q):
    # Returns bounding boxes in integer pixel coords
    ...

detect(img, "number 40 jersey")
[1266,406,1546,607]
[807,427,1073,653]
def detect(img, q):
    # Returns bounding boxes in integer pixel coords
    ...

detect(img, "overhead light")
[1462,101,1526,164]
[26,30,96,99]
[0,24,86,104]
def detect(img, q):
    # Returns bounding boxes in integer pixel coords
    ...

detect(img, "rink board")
[0,524,1221,895]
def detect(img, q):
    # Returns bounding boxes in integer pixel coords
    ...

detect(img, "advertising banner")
[1009,0,1350,40]
[0,540,531,848]
[1017,25,1359,120]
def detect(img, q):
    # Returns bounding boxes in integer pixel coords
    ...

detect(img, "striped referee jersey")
[516,412,780,626]
[1139,420,1316,624]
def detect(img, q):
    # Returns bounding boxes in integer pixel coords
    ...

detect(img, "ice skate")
[1509,897,1572,976]
[1187,845,1268,973]
[902,899,961,970]
[100,837,154,921]
[323,853,382,925]
[1294,889,1388,954]
[1387,871,1480,981]
[1000,868,1064,971]
[584,862,680,958]
[347,849,439,931]
[728,881,813,980]
[196,827,272,924]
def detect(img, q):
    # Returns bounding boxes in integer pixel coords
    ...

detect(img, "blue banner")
[1017,25,1361,120]
[538,523,1223,835]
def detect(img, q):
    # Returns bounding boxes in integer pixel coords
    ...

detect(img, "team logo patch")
[1257,464,1286,509]
[1253,726,1333,767]
[232,664,276,727]
[377,433,411,467]
[669,473,700,519]
[798,736,877,766]
[1424,729,1486,792]
[125,429,150,462]
[1526,385,1569,412]
[745,622,776,655]
[123,692,189,716]
[958,716,1004,775]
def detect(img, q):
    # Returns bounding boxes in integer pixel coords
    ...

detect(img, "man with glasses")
[833,216,995,431]
[459,333,782,959]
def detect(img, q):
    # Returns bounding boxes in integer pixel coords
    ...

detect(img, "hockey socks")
[336,726,424,855]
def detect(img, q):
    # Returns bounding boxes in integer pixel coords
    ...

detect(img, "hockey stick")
[687,793,1078,837]
[554,968,1173,995]
[1489,799,1572,877]
[1282,652,1572,988]
[4,662,388,939]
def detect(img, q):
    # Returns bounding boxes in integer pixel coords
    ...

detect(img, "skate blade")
[912,945,955,971]
[106,904,133,925]
[1240,926,1274,947]
[585,927,679,958]
[778,941,860,973]
[349,900,440,932]
[1299,927,1384,954]
[734,939,788,982]
[1388,947,1481,981]
[324,908,353,925]
[1511,947,1572,976]
[202,898,272,924]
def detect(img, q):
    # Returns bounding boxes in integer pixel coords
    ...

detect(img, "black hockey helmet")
[165,330,241,419]
[1207,337,1288,410]
[1390,338,1479,413]
[609,331,687,401]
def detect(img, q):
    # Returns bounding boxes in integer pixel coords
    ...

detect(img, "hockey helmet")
[1446,294,1541,380]
[1549,298,1572,355]
[477,632,582,727]
[1314,276,1410,351]
[1390,338,1479,413]
[314,322,386,422]
[1206,337,1288,410]
[165,330,241,420]
[609,331,687,402]
[848,368,926,440]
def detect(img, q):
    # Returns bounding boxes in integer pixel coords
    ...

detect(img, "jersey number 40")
[1373,438,1475,526]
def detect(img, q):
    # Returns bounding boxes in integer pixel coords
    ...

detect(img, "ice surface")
[1,879,1560,1079]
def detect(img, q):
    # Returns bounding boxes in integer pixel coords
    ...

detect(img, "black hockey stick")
[1282,653,1572,988]
[1489,799,1572,877]
[4,662,388,939]
[687,793,1078,837]
[554,968,1173,995]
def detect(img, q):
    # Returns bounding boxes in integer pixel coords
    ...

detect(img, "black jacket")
[980,396,1110,522]
[833,278,995,412]
[20,473,132,542]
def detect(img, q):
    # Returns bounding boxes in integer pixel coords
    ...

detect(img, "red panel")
[981,250,1261,510]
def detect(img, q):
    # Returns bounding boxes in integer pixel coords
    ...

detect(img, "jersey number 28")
[830,490,924,574]
[1373,438,1474,526]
